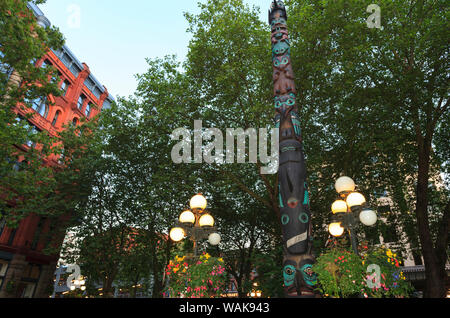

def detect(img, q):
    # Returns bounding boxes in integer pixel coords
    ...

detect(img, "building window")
[52,110,61,126]
[72,117,78,126]
[21,283,36,298]
[0,259,10,290]
[31,217,46,250]
[41,59,51,68]
[24,122,41,148]
[85,103,92,118]
[31,97,49,118]
[102,99,111,111]
[60,80,70,96]
[58,148,65,164]
[0,49,13,83]
[7,228,17,246]
[77,94,86,110]
[20,264,41,298]
[0,215,5,238]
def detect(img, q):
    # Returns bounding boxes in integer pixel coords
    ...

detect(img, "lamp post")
[169,194,221,257]
[328,176,378,255]
[70,275,86,292]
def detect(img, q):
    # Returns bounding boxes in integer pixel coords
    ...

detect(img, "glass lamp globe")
[179,210,195,224]
[199,214,214,227]
[335,176,355,193]
[359,209,377,226]
[190,194,207,211]
[169,227,185,242]
[80,286,86,291]
[346,192,366,208]
[331,200,348,214]
[328,222,345,237]
[208,232,221,245]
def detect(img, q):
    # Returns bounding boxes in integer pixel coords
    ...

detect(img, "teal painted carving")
[271,17,286,26]
[283,264,296,287]
[272,40,290,57]
[298,212,309,224]
[273,56,289,67]
[278,184,284,208]
[300,263,317,287]
[303,183,309,205]
[274,93,296,111]
[290,111,301,137]
[281,214,290,225]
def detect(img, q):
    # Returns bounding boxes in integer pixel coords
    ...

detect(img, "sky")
[37,0,270,99]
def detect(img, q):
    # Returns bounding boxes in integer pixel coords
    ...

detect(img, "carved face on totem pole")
[283,257,317,296]
[273,56,295,95]
[269,1,287,23]
[278,139,311,255]
[299,259,317,288]
[283,259,297,296]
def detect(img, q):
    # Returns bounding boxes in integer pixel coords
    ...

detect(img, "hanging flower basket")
[312,246,414,298]
[165,253,228,298]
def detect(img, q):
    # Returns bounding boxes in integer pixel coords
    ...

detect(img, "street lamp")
[169,194,221,256]
[69,275,86,292]
[328,176,377,255]
[169,227,185,242]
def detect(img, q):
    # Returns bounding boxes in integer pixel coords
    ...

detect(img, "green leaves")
[0,0,64,225]
[285,0,449,262]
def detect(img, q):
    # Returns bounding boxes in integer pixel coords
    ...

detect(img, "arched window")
[52,110,61,126]
[40,59,51,68]
[72,117,78,126]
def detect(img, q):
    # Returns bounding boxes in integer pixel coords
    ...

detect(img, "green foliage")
[0,0,64,226]
[165,253,228,298]
[252,246,284,298]
[285,0,449,296]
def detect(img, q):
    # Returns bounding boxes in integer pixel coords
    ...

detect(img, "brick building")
[0,3,114,298]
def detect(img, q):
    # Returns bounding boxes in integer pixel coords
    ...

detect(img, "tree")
[0,0,64,226]
[286,0,449,297]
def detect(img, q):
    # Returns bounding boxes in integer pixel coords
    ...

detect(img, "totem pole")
[269,1,317,297]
